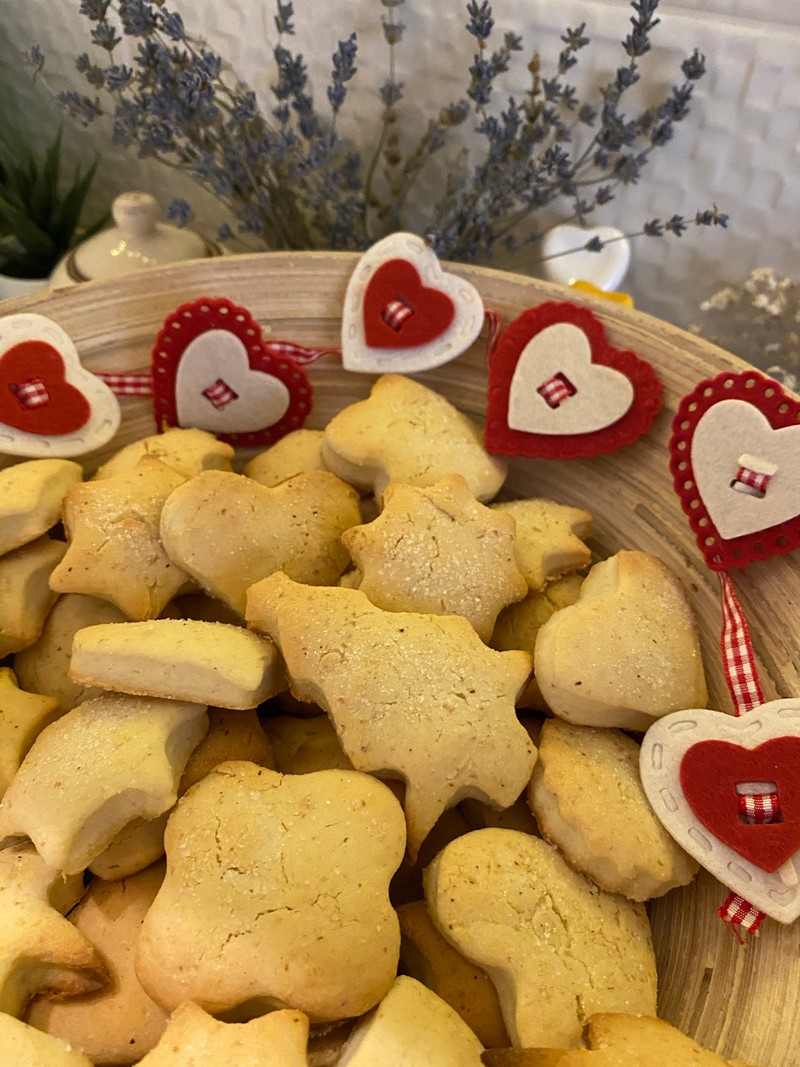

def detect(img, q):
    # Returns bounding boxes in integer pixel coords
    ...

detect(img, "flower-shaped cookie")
[321,374,506,501]
[425,828,657,1048]
[246,574,535,856]
[136,763,405,1021]
[342,474,527,641]
[160,469,361,615]
[49,456,191,620]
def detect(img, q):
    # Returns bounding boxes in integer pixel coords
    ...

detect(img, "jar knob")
[111,192,160,238]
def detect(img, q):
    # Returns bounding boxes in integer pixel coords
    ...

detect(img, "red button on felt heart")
[363,259,455,349]
[0,340,90,435]
[680,736,800,872]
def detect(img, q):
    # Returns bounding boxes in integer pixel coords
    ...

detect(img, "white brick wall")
[2,1,799,329]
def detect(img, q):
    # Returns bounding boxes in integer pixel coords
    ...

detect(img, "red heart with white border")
[342,232,485,374]
[151,298,312,448]
[0,313,120,458]
[670,370,800,570]
[640,700,800,924]
[485,301,661,459]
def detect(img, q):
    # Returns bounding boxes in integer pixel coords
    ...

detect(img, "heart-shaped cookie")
[670,371,800,570]
[640,699,800,923]
[485,302,661,459]
[151,297,312,448]
[0,314,120,458]
[540,224,631,291]
[342,233,485,374]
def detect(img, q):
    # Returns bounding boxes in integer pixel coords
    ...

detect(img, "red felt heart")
[485,301,661,459]
[670,370,800,571]
[0,340,91,435]
[151,297,312,449]
[680,736,800,872]
[363,259,455,349]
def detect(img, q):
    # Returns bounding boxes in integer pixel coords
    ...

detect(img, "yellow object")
[570,279,634,308]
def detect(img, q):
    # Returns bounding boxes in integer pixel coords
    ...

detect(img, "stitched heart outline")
[485,301,662,459]
[0,312,120,458]
[669,370,800,570]
[341,232,485,374]
[151,297,312,448]
[640,700,800,924]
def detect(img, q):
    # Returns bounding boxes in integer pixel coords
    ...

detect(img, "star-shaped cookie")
[0,667,60,798]
[0,458,82,558]
[49,455,192,620]
[321,374,507,501]
[246,574,536,856]
[342,474,528,641]
[492,499,592,590]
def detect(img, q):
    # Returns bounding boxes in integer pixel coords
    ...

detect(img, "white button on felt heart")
[507,322,634,435]
[540,225,630,291]
[691,399,800,541]
[175,330,291,433]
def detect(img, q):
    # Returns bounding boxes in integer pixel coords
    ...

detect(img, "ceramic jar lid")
[49,192,219,288]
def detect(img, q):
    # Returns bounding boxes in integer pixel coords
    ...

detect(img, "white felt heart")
[507,322,634,435]
[640,700,800,924]
[175,329,291,433]
[691,399,800,541]
[0,312,120,458]
[342,232,485,374]
[540,225,630,291]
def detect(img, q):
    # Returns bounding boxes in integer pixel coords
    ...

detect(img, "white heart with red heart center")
[342,231,485,374]
[640,699,800,924]
[175,329,291,433]
[507,321,634,435]
[691,399,800,540]
[540,224,630,291]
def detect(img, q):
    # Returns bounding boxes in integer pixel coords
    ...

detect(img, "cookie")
[0,844,106,1018]
[136,1002,309,1066]
[336,975,485,1066]
[27,864,169,1064]
[246,573,535,858]
[160,469,361,615]
[92,426,234,481]
[491,499,592,591]
[0,458,82,557]
[69,619,286,710]
[244,428,327,487]
[321,374,506,502]
[0,537,66,657]
[49,456,192,620]
[136,763,405,1021]
[89,812,171,882]
[265,714,354,775]
[0,668,59,799]
[180,707,273,792]
[534,551,707,730]
[0,1014,93,1066]
[528,718,698,900]
[14,593,129,713]
[398,899,509,1048]
[0,693,208,874]
[342,474,527,641]
[425,828,657,1048]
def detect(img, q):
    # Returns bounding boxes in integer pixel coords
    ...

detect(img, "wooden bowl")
[3,253,798,1064]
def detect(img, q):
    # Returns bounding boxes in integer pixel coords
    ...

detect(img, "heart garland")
[641,368,800,938]
[0,313,120,458]
[485,301,662,459]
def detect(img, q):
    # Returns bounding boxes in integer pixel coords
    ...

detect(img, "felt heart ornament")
[342,232,485,374]
[540,224,631,291]
[669,370,800,570]
[485,301,661,459]
[0,313,120,458]
[151,297,312,448]
[640,699,800,924]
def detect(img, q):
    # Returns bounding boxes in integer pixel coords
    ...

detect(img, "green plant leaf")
[50,157,100,248]
[0,190,55,260]
[29,127,64,231]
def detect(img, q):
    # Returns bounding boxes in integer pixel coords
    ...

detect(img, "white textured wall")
[2,1,799,328]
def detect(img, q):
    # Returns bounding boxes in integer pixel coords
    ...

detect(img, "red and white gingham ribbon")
[10,378,51,408]
[733,465,772,496]
[202,378,239,409]
[715,572,769,939]
[95,371,154,396]
[381,297,415,331]
[739,792,780,824]
[537,372,577,409]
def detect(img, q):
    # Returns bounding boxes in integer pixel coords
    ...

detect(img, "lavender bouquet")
[31,0,727,261]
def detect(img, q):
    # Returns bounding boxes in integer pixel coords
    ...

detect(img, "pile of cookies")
[0,373,758,1065]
